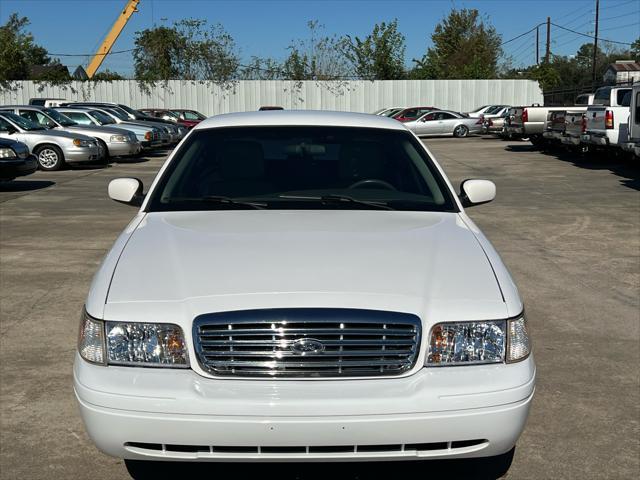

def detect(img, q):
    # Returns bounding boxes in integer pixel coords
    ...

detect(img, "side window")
[19,110,51,126]
[439,113,455,120]
[594,88,611,106]
[67,112,92,125]
[403,109,417,118]
[422,113,436,121]
[0,117,11,131]
[618,89,631,107]
[635,92,640,125]
[184,111,198,120]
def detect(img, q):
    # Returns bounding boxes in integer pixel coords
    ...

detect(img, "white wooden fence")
[1,79,543,115]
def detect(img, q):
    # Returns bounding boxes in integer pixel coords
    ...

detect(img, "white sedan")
[74,110,534,475]
[404,110,483,138]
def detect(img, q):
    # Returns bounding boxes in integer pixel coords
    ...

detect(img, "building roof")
[606,61,640,73]
[196,110,408,131]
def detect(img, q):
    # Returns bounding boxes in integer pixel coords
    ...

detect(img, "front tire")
[34,145,64,171]
[453,125,469,138]
[97,139,110,164]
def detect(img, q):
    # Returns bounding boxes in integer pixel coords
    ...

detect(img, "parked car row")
[374,104,511,138]
[494,84,639,159]
[0,100,208,176]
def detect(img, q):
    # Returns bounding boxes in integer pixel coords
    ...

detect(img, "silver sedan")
[404,110,483,138]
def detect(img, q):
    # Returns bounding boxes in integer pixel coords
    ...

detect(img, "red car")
[393,106,439,123]
[139,108,205,129]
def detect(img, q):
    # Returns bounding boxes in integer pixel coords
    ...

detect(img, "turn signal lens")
[507,316,531,362]
[78,310,105,365]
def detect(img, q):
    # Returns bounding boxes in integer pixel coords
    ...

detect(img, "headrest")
[217,141,265,180]
[339,141,386,180]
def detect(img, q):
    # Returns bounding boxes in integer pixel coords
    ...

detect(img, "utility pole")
[545,17,551,63]
[592,0,600,82]
[536,26,540,65]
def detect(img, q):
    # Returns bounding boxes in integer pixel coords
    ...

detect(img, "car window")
[19,110,54,127]
[0,116,13,132]
[1,112,43,131]
[636,92,640,125]
[401,109,418,118]
[594,87,611,106]
[65,111,92,125]
[422,113,436,121]
[439,113,456,120]
[618,89,631,107]
[184,111,205,120]
[43,108,76,126]
[90,110,115,125]
[147,126,457,213]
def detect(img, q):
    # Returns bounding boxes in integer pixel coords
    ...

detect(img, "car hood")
[106,211,506,320]
[23,129,90,140]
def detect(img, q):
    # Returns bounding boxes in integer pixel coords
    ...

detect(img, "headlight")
[0,148,17,159]
[72,138,92,147]
[78,311,189,367]
[426,315,530,366]
[106,321,188,367]
[110,134,129,143]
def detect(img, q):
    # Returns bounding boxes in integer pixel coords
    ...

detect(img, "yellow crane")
[85,0,140,78]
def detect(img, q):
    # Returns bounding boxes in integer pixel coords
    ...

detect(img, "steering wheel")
[348,179,397,191]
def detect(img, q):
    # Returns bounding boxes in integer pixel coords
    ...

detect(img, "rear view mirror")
[108,178,144,206]
[459,179,496,207]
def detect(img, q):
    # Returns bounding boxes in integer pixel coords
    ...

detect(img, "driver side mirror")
[459,179,495,207]
[108,178,144,206]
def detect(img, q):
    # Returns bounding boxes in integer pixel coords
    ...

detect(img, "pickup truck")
[561,109,589,151]
[581,86,632,151]
[505,105,569,145]
[620,84,640,158]
[542,110,568,146]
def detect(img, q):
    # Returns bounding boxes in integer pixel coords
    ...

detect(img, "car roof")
[195,110,408,131]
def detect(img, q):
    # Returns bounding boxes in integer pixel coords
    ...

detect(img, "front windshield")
[103,108,128,120]
[382,108,402,117]
[1,112,44,131]
[43,108,77,126]
[89,110,115,125]
[147,126,457,213]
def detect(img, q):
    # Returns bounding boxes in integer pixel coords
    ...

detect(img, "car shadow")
[0,180,55,192]
[541,147,640,191]
[125,453,513,480]
[504,144,538,152]
[114,157,150,165]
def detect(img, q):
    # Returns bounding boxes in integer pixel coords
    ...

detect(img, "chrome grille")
[193,309,421,378]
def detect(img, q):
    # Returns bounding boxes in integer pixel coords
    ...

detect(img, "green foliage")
[343,19,406,80]
[281,21,352,80]
[133,19,239,90]
[91,69,125,81]
[0,13,67,90]
[411,9,502,79]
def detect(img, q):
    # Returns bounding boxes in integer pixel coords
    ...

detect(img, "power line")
[600,10,640,21]
[551,21,634,45]
[600,21,640,31]
[500,23,545,46]
[47,48,136,58]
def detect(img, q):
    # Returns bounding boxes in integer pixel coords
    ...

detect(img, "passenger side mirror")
[459,179,496,207]
[108,178,144,206]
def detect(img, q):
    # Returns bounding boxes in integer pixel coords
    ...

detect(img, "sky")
[0,0,638,76]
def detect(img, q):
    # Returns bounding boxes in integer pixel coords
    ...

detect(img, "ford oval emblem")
[290,338,325,355]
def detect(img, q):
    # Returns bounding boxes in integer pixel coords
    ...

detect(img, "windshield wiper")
[169,195,267,209]
[278,194,394,210]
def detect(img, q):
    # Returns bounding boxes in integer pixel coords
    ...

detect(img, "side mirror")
[108,178,144,206]
[459,179,496,207]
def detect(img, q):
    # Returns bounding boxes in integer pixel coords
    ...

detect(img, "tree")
[0,13,63,89]
[411,9,502,79]
[133,19,239,87]
[343,20,406,80]
[281,21,352,80]
[91,69,125,81]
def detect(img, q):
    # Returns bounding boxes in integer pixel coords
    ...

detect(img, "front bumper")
[74,353,535,462]
[64,144,100,163]
[108,141,143,157]
[0,154,37,179]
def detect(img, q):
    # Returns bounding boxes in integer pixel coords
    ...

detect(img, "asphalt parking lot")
[1,137,638,479]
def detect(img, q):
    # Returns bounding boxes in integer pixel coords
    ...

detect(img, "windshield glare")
[1,113,43,131]
[43,108,76,126]
[147,126,457,213]
[90,110,115,124]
